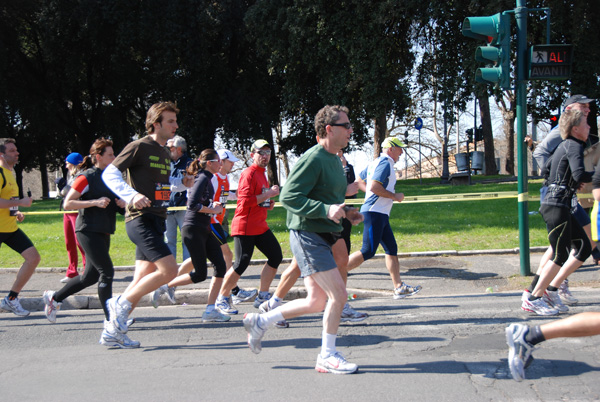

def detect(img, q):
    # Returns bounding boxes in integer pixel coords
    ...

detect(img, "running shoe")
[521,296,559,316]
[558,279,578,305]
[43,290,61,323]
[150,285,167,308]
[107,296,130,333]
[543,290,568,313]
[0,296,30,317]
[393,282,422,299]
[258,299,289,328]
[127,318,136,327]
[216,296,238,315]
[232,288,258,305]
[315,352,358,374]
[253,292,271,308]
[243,313,267,354]
[100,326,140,349]
[341,303,368,322]
[202,309,232,322]
[165,286,176,304]
[505,323,535,382]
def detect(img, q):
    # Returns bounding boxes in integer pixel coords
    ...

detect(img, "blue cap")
[66,152,83,165]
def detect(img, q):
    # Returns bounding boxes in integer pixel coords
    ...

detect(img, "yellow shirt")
[0,166,19,233]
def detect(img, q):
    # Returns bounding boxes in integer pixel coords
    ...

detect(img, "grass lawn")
[1,176,550,268]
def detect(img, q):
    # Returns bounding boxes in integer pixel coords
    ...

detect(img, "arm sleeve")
[71,175,89,195]
[568,143,593,184]
[102,164,138,204]
[236,170,259,209]
[279,159,328,219]
[187,175,210,212]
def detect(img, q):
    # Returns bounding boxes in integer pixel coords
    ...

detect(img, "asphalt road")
[2,286,600,401]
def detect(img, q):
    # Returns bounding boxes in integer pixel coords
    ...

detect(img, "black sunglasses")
[329,122,352,129]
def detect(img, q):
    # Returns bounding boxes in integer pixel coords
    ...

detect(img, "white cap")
[217,149,239,162]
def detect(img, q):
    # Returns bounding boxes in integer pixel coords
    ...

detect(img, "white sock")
[268,296,282,309]
[258,309,285,328]
[118,296,132,309]
[321,331,337,358]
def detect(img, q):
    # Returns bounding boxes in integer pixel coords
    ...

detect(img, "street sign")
[528,44,572,80]
[415,117,423,130]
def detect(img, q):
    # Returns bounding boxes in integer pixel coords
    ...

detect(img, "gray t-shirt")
[532,126,562,168]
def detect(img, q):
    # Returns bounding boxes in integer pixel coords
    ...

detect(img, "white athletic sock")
[268,296,282,309]
[258,309,285,328]
[118,296,132,308]
[320,331,337,358]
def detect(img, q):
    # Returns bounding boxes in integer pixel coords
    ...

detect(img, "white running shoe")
[258,299,289,328]
[521,296,559,316]
[232,288,258,305]
[216,296,238,315]
[543,290,568,313]
[100,324,140,349]
[253,292,271,308]
[60,276,70,283]
[202,309,231,322]
[107,296,130,333]
[505,323,535,382]
[558,279,578,305]
[243,313,267,354]
[150,285,167,308]
[315,352,358,374]
[1,296,30,317]
[341,303,368,322]
[43,290,61,323]
[393,282,422,299]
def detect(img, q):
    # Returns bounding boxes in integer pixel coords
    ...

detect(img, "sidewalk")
[2,247,599,313]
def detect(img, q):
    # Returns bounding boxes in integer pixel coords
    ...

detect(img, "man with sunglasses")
[216,140,282,315]
[243,105,363,374]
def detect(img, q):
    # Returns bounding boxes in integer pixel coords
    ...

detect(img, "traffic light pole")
[516,0,531,276]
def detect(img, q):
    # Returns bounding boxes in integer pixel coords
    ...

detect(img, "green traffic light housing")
[462,12,511,89]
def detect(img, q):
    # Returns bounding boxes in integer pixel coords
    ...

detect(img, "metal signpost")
[415,117,423,184]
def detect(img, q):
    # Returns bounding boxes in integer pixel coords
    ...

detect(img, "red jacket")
[231,164,270,236]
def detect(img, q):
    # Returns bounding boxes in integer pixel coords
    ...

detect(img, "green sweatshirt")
[280,144,347,233]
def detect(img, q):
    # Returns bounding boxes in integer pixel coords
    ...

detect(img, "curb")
[0,247,549,274]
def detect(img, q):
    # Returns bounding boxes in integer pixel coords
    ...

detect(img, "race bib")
[153,183,171,208]
[9,197,18,216]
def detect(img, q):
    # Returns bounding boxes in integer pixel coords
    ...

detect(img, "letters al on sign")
[528,44,573,80]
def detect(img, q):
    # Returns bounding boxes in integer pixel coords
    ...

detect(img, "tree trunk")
[275,121,290,180]
[477,94,497,175]
[373,113,387,159]
[39,151,50,198]
[501,102,516,176]
[265,125,279,186]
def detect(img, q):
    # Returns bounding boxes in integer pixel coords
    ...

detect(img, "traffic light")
[466,128,474,143]
[462,13,511,89]
[475,125,484,141]
[404,130,409,144]
[550,114,559,129]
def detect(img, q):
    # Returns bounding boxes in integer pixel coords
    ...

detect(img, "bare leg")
[259,263,277,293]
[10,246,40,293]
[221,243,233,270]
[219,269,241,298]
[385,254,402,289]
[207,277,223,305]
[272,259,301,299]
[549,257,585,288]
[122,254,178,306]
[541,312,600,340]
[278,267,347,336]
[346,250,364,273]
[531,259,562,298]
